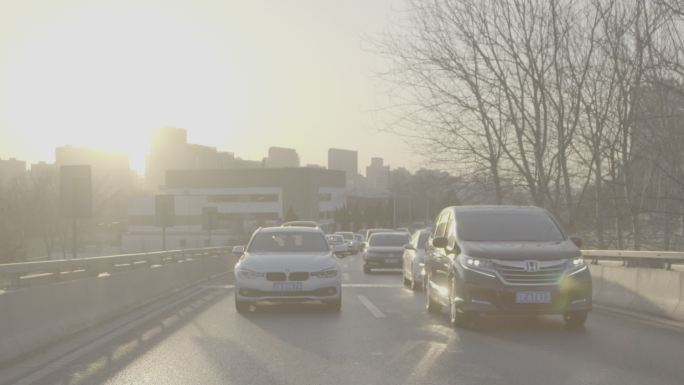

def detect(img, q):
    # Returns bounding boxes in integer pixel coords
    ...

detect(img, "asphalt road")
[4,252,684,385]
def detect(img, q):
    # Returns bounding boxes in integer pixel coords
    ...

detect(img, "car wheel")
[403,275,411,287]
[325,296,342,312]
[563,311,588,329]
[409,277,419,291]
[449,279,471,327]
[235,296,250,314]
[425,275,442,313]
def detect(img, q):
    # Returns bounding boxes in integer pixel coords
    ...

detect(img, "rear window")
[456,210,564,242]
[248,232,329,253]
[337,232,354,240]
[327,235,344,244]
[369,233,410,247]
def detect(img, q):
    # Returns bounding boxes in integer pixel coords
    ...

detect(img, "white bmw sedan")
[233,227,342,312]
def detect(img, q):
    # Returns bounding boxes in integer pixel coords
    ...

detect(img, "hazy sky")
[0,0,412,173]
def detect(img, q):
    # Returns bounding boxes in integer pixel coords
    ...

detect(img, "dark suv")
[424,206,591,328]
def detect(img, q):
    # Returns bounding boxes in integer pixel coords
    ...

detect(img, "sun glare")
[1,2,250,173]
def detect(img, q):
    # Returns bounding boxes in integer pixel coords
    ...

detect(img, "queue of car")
[232,205,592,329]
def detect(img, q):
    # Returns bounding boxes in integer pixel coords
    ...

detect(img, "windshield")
[457,210,564,242]
[327,236,344,244]
[248,232,329,253]
[337,232,353,240]
[369,233,410,247]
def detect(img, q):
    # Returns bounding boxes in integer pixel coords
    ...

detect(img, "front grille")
[266,272,287,281]
[239,287,337,297]
[493,260,566,285]
[265,272,310,281]
[288,272,310,281]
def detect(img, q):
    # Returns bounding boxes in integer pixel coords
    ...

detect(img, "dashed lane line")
[357,295,386,318]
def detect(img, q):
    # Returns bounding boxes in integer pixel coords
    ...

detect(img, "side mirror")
[432,236,448,249]
[404,244,416,251]
[232,245,245,255]
[570,237,583,248]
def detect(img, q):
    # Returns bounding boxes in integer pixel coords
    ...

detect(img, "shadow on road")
[29,286,230,385]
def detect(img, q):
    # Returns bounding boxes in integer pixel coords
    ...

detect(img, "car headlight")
[237,269,264,279]
[311,268,338,278]
[566,257,587,276]
[459,255,494,269]
[457,255,496,278]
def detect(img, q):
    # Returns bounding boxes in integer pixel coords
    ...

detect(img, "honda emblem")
[524,260,540,272]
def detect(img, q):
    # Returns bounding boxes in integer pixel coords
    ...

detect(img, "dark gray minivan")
[425,206,591,328]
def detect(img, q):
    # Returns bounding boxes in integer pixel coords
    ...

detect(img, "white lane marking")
[342,273,350,281]
[358,295,386,318]
[202,284,234,289]
[343,283,402,288]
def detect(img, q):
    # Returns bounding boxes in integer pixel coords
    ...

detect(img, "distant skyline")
[0,0,415,174]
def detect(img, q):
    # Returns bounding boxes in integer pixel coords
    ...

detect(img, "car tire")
[235,298,250,314]
[325,297,342,312]
[563,311,588,329]
[403,275,411,287]
[449,280,472,327]
[409,277,419,291]
[425,275,442,313]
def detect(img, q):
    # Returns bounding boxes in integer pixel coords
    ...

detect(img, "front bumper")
[235,276,341,302]
[454,268,592,315]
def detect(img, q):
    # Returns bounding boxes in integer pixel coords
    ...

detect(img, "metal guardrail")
[582,249,684,270]
[0,247,233,290]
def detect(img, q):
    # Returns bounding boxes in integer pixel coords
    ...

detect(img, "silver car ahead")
[234,227,342,312]
[402,228,431,290]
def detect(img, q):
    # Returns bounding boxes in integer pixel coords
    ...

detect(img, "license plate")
[272,282,303,291]
[516,291,551,304]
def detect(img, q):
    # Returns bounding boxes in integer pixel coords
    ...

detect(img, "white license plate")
[515,291,551,304]
[272,282,303,291]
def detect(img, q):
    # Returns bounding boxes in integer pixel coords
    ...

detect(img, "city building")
[366,157,390,191]
[327,148,358,188]
[0,158,27,186]
[145,127,258,189]
[55,146,134,190]
[122,167,346,252]
[264,147,300,168]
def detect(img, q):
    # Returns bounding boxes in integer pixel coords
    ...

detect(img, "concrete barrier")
[590,265,684,322]
[672,275,684,321]
[631,269,681,316]
[0,252,235,364]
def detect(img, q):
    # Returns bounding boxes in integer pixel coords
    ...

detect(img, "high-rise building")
[265,147,300,168]
[366,157,390,191]
[327,148,358,189]
[145,127,250,189]
[0,158,27,186]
